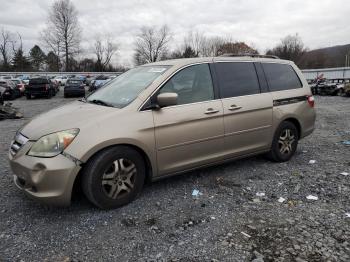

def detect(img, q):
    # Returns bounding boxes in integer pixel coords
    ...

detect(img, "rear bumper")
[64,89,85,96]
[9,151,81,206]
[26,90,50,96]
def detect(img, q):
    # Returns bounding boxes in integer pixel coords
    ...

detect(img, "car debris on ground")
[191,189,202,197]
[306,195,319,201]
[341,140,350,145]
[278,197,286,203]
[0,103,23,120]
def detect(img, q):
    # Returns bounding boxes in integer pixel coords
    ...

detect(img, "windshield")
[86,65,171,108]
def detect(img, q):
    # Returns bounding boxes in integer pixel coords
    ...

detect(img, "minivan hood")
[20,101,119,140]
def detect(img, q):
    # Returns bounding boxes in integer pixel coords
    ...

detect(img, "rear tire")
[26,94,31,100]
[266,121,299,162]
[81,146,146,209]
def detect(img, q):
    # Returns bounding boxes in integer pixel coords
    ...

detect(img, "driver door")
[152,63,225,176]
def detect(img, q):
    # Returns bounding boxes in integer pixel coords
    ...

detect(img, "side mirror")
[157,92,178,107]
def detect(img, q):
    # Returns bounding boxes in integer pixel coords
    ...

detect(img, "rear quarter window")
[262,63,303,92]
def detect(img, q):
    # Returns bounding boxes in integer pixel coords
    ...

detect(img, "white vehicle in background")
[0,76,13,80]
[53,75,68,86]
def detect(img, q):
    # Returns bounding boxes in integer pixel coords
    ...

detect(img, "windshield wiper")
[88,99,114,107]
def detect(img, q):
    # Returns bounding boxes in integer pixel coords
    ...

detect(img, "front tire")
[81,146,146,209]
[267,121,299,162]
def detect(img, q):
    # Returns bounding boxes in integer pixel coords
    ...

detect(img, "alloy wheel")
[101,158,136,199]
[278,129,295,155]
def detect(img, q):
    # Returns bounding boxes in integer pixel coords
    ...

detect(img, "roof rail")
[218,53,279,59]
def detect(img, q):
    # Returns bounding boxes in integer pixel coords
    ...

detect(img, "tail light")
[307,95,315,108]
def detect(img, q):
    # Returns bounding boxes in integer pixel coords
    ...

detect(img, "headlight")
[27,129,79,157]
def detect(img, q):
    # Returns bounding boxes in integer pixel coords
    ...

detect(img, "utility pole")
[346,53,350,67]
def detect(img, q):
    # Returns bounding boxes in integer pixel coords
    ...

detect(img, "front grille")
[10,133,29,156]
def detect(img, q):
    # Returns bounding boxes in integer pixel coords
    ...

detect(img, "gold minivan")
[9,56,316,209]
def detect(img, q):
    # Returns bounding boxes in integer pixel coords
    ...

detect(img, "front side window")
[215,62,260,98]
[87,65,171,108]
[159,63,214,105]
[262,63,302,91]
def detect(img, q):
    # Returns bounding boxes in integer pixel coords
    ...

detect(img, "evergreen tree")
[29,45,46,71]
[12,49,30,71]
[46,51,60,71]
[183,46,198,58]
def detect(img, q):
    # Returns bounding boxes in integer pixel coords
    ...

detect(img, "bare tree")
[266,34,308,63]
[42,0,81,71]
[0,28,14,70]
[184,30,206,57]
[200,36,226,57]
[41,27,62,71]
[93,36,118,71]
[134,25,171,65]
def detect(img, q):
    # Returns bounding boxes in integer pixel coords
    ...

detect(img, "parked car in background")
[26,78,56,99]
[76,75,87,83]
[64,78,86,98]
[50,79,60,93]
[89,75,111,92]
[10,79,26,96]
[8,56,315,208]
[0,80,20,100]
[311,78,343,96]
[343,82,350,96]
[0,76,13,80]
[0,86,5,104]
[85,75,94,86]
[53,76,68,86]
[17,75,30,85]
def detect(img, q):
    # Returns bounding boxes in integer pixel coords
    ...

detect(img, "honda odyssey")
[9,56,316,209]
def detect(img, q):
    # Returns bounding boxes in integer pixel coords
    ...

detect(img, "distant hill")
[298,44,350,69]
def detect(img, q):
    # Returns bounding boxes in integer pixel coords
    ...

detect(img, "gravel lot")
[0,90,349,261]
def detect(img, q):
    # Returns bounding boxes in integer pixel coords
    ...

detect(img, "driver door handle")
[204,108,219,114]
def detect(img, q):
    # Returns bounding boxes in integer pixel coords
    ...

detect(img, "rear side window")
[29,78,49,85]
[215,62,260,98]
[262,63,302,91]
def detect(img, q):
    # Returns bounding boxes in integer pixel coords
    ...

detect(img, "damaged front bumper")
[8,137,81,206]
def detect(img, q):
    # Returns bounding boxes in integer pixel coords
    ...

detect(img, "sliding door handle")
[228,105,242,111]
[204,108,219,114]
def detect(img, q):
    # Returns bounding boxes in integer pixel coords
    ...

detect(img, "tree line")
[0,0,341,72]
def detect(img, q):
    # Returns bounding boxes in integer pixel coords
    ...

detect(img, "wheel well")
[71,144,153,199]
[284,118,301,139]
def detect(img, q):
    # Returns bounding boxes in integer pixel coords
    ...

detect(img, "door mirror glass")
[157,92,178,107]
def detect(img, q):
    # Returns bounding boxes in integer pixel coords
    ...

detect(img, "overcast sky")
[0,0,349,67]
